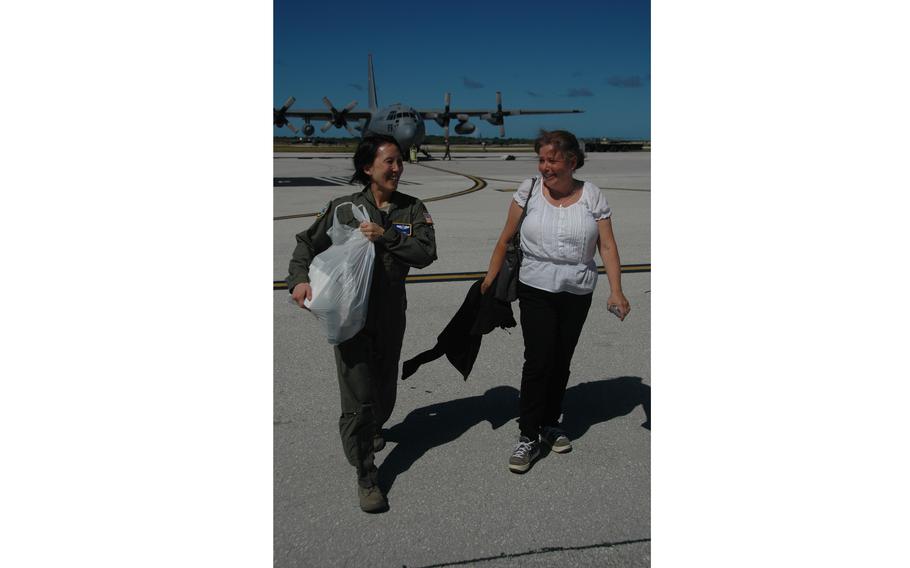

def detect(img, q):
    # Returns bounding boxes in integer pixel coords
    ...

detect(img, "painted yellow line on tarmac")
[495,186,650,193]
[273,164,485,220]
[413,163,487,201]
[274,211,319,221]
[405,271,488,283]
[274,160,648,221]
[274,263,650,290]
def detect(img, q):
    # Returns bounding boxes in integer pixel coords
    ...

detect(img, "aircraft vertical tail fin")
[368,54,378,112]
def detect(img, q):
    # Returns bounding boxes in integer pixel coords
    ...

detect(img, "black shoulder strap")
[518,177,536,224]
[510,177,537,248]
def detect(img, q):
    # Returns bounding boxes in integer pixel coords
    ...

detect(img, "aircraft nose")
[398,123,415,142]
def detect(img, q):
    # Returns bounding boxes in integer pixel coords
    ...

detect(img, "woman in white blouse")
[481,130,631,473]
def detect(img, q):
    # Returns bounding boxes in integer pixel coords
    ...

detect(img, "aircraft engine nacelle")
[303,124,315,137]
[454,120,475,135]
[481,113,504,126]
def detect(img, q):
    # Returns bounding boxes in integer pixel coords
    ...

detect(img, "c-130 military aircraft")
[273,55,583,155]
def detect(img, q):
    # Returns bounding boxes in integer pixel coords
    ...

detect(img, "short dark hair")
[534,129,585,170]
[350,135,403,186]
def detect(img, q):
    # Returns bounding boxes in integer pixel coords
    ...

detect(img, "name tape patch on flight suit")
[393,223,412,236]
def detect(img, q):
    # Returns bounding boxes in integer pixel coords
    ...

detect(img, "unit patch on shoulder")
[393,223,412,237]
[423,212,434,224]
[315,202,330,219]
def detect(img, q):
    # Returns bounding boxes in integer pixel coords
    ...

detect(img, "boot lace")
[512,440,534,458]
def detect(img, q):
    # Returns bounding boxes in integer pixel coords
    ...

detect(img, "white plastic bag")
[303,202,375,344]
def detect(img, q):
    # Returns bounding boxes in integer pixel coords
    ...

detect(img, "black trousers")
[517,281,593,440]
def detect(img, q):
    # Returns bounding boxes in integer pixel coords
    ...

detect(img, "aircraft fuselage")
[362,103,427,151]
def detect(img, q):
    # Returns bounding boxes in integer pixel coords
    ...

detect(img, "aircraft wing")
[274,96,371,136]
[418,103,582,137]
[419,109,582,118]
[283,110,372,120]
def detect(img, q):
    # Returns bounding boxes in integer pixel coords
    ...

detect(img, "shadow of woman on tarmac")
[378,385,519,495]
[561,376,651,440]
[378,377,649,493]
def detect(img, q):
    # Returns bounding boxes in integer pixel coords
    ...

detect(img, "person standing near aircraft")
[481,130,631,473]
[287,135,437,512]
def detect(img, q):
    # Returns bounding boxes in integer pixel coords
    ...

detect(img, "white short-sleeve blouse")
[513,177,612,295]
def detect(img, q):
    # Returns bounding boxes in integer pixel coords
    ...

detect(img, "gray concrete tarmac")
[274,151,651,567]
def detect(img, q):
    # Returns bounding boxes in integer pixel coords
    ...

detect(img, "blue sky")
[274,0,650,140]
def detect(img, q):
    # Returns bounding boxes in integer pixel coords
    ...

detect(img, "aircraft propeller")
[321,97,359,136]
[435,92,478,136]
[273,96,298,134]
[482,91,507,137]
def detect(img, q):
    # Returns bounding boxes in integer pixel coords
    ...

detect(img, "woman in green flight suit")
[288,135,437,513]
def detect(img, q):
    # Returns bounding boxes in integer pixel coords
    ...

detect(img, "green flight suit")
[287,187,437,486]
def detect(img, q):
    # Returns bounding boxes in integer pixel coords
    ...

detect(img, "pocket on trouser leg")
[338,403,377,469]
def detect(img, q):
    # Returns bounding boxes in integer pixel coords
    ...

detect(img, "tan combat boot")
[358,484,388,514]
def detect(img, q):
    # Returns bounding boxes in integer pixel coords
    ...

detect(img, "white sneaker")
[508,436,540,473]
[540,425,572,453]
